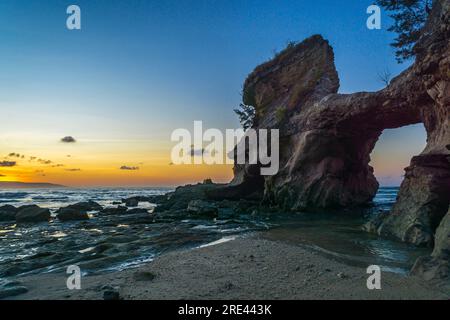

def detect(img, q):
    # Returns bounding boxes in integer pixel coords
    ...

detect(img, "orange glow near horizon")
[0,125,426,188]
[0,137,234,187]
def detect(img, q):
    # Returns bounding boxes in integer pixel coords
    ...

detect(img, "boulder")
[57,208,89,221]
[0,205,17,222]
[126,208,149,214]
[123,197,139,207]
[100,206,128,215]
[187,200,218,218]
[411,208,450,283]
[103,289,120,300]
[58,200,102,213]
[16,205,50,223]
[154,183,222,213]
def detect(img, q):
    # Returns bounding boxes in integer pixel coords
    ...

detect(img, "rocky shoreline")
[5,237,449,300]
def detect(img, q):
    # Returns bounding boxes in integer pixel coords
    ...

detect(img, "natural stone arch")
[208,0,450,279]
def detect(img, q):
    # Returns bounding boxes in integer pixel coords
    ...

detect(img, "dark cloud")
[37,159,52,165]
[190,145,206,157]
[52,164,65,168]
[61,136,76,143]
[8,153,21,158]
[0,174,5,177]
[65,168,81,172]
[0,161,16,167]
[120,166,139,171]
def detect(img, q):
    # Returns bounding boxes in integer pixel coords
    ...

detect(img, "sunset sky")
[0,0,427,187]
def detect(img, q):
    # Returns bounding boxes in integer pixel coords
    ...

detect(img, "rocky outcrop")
[187,200,219,218]
[372,0,450,250]
[209,0,449,280]
[16,205,51,223]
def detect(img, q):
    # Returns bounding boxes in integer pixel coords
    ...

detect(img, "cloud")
[52,164,65,168]
[0,161,16,167]
[0,174,5,177]
[61,136,76,143]
[8,153,21,158]
[38,159,52,165]
[190,145,206,157]
[65,168,81,172]
[120,165,140,171]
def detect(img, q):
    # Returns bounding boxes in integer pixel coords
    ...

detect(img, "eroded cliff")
[209,0,450,281]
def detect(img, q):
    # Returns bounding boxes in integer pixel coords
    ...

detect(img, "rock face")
[210,0,450,280]
[16,205,51,223]
[411,207,450,282]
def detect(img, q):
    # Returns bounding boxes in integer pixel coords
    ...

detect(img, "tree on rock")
[377,0,432,62]
[234,103,255,130]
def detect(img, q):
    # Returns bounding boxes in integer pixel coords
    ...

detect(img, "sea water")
[0,187,430,281]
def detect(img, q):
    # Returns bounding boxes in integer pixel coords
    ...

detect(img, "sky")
[0,0,427,187]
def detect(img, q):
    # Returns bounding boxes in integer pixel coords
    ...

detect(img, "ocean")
[0,187,430,282]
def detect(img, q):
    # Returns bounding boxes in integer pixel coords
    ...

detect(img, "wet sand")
[8,236,449,300]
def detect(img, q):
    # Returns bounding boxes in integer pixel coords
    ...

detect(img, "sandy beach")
[9,234,449,300]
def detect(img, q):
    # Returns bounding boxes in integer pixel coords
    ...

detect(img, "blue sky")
[0,0,426,186]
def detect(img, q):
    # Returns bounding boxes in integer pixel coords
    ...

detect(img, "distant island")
[0,181,66,189]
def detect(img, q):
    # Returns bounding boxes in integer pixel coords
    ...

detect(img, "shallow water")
[0,187,271,279]
[0,187,430,281]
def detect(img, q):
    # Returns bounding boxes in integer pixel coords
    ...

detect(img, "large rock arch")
[209,0,450,278]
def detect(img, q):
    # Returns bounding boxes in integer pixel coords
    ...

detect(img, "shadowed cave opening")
[370,123,427,188]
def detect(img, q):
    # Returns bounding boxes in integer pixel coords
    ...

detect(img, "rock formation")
[209,0,449,280]
[15,205,51,223]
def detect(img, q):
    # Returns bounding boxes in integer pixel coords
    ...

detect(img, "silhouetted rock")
[126,208,149,214]
[57,208,89,221]
[57,200,102,213]
[16,205,50,223]
[154,183,223,213]
[187,200,218,218]
[100,206,128,215]
[0,205,17,222]
[103,289,120,300]
[123,198,139,207]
